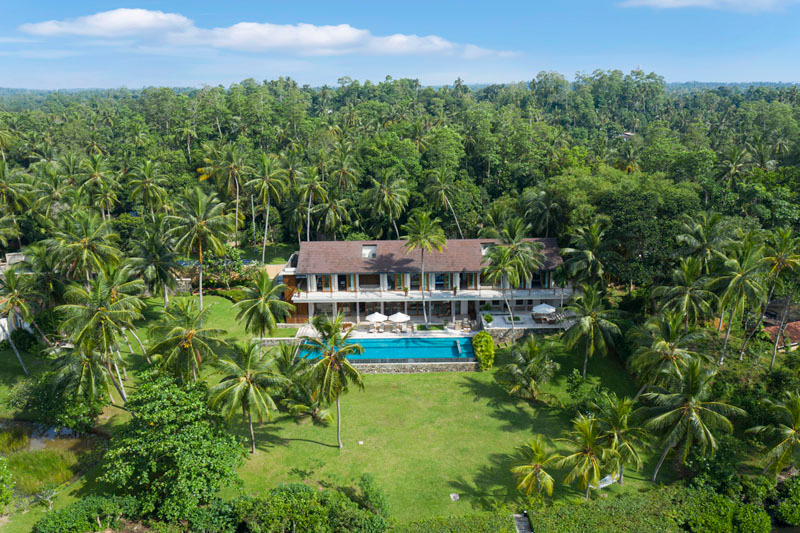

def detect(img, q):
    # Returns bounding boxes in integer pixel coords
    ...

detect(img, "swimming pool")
[305,337,475,363]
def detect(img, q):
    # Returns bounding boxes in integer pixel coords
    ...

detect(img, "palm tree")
[676,211,729,275]
[562,221,613,285]
[556,414,614,498]
[363,171,409,238]
[209,341,287,453]
[643,360,746,482]
[234,269,295,352]
[129,160,167,222]
[500,335,562,405]
[94,178,119,222]
[280,149,306,185]
[739,228,800,360]
[331,141,358,191]
[79,153,110,202]
[482,246,522,332]
[711,238,767,363]
[301,312,364,449]
[521,188,561,238]
[425,167,464,238]
[0,268,31,375]
[628,312,708,399]
[198,143,250,246]
[0,214,19,249]
[510,435,558,500]
[593,392,648,485]
[246,153,287,263]
[748,391,800,476]
[652,257,716,332]
[52,342,115,405]
[31,162,71,220]
[402,212,446,327]
[125,222,180,309]
[0,160,30,247]
[45,212,121,281]
[148,299,226,383]
[315,197,351,241]
[564,284,621,379]
[297,168,327,242]
[165,187,233,310]
[57,274,145,402]
[716,146,751,188]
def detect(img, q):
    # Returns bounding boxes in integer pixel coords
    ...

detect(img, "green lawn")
[1,297,676,530]
[240,242,298,265]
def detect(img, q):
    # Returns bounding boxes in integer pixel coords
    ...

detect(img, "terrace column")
[380,301,384,314]
[356,303,360,323]
[333,301,337,316]
[309,303,315,317]
[355,274,360,296]
[451,302,455,323]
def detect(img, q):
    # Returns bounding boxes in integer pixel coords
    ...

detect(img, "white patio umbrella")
[365,312,388,323]
[532,303,557,314]
[388,312,410,323]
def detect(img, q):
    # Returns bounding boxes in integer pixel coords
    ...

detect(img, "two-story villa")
[280,238,571,324]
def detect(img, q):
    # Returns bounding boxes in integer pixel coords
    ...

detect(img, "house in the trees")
[280,238,571,324]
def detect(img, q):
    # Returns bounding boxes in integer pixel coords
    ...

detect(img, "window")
[460,272,476,289]
[530,271,542,288]
[361,245,377,259]
[337,275,354,292]
[435,273,451,290]
[409,273,420,290]
[316,275,331,292]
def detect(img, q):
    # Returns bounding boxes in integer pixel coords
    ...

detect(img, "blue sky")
[1,0,799,88]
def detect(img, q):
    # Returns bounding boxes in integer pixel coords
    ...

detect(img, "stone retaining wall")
[353,361,479,374]
[258,337,301,347]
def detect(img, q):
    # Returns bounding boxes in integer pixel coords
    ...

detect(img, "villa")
[280,238,571,326]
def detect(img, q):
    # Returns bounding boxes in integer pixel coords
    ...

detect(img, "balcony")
[291,286,573,303]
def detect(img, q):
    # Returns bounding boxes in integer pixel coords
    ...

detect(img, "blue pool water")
[305,337,475,361]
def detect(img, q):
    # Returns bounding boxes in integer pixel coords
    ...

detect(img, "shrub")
[686,434,745,498]
[484,313,494,324]
[233,483,387,533]
[357,473,389,518]
[739,475,777,507]
[0,426,29,453]
[0,457,13,513]
[528,489,682,533]
[7,372,107,433]
[391,511,515,533]
[732,502,771,533]
[775,476,800,526]
[472,331,495,371]
[185,499,237,533]
[32,495,140,533]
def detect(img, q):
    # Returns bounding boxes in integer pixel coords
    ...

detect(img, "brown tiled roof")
[295,238,563,275]
[765,321,800,348]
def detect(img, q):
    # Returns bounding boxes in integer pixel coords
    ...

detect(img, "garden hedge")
[391,511,515,533]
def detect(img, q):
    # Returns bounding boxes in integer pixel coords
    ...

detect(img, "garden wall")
[353,361,478,373]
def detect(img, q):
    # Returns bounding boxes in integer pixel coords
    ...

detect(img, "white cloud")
[19,9,512,58]
[621,0,796,10]
[19,8,192,38]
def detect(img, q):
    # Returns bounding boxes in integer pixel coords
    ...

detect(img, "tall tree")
[564,284,621,379]
[297,168,327,242]
[643,361,746,482]
[300,312,364,449]
[562,221,614,285]
[425,166,464,239]
[593,392,648,485]
[125,222,181,309]
[209,341,287,453]
[402,212,446,327]
[148,299,226,383]
[233,269,294,352]
[749,391,800,476]
[556,414,614,499]
[246,153,287,263]
[510,435,559,500]
[165,187,233,310]
[198,143,250,246]
[499,334,562,405]
[363,171,409,239]
[129,160,167,222]
[652,257,716,332]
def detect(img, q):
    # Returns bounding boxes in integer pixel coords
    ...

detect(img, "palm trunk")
[234,178,240,247]
[250,194,257,244]
[421,251,428,326]
[503,286,515,333]
[248,408,256,454]
[771,292,794,371]
[717,306,725,332]
[128,329,149,364]
[163,282,169,309]
[392,219,400,239]
[619,464,624,486]
[306,193,313,242]
[446,197,464,239]
[719,305,734,365]
[198,242,204,311]
[740,282,776,360]
[31,321,50,346]
[652,444,672,482]
[111,359,128,402]
[336,396,343,449]
[150,198,155,224]
[262,197,271,263]
[632,383,648,401]
[6,333,28,376]
[584,483,590,499]
[583,336,590,379]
